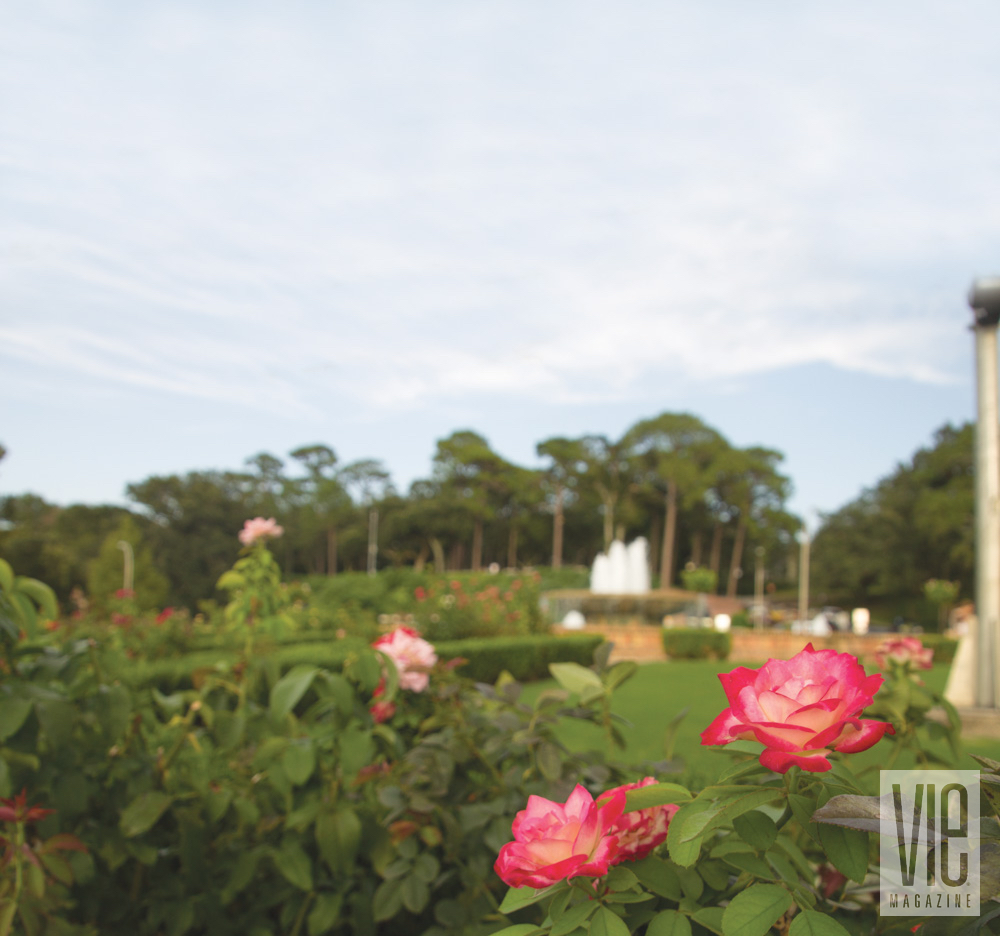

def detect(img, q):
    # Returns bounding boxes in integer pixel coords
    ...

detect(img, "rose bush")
[700,643,894,772]
[875,635,934,671]
[489,644,981,936]
[493,785,626,888]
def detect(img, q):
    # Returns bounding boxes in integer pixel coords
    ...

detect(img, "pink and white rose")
[701,643,894,773]
[238,517,284,546]
[494,785,626,888]
[598,777,679,862]
[874,636,934,671]
[372,626,437,693]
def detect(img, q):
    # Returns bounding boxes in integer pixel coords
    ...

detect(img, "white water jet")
[590,538,650,594]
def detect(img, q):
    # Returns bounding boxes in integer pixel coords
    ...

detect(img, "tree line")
[0,412,802,610]
[811,422,974,617]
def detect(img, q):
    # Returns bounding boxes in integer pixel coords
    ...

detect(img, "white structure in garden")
[590,538,650,594]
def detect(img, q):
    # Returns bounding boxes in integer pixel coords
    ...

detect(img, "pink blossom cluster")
[700,643,893,773]
[874,636,934,671]
[372,626,437,693]
[494,778,679,888]
[238,517,284,546]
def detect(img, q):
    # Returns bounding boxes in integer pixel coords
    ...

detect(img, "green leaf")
[732,811,778,852]
[648,909,693,936]
[788,910,852,936]
[550,902,598,936]
[401,873,430,913]
[275,841,313,891]
[270,665,318,719]
[497,883,564,914]
[212,710,245,749]
[590,906,630,936]
[624,782,693,812]
[373,878,403,922]
[16,578,58,621]
[549,662,604,695]
[698,859,731,890]
[119,791,174,838]
[722,853,776,879]
[11,592,37,637]
[721,883,792,936]
[412,852,440,883]
[816,822,869,884]
[487,927,545,936]
[811,793,885,833]
[307,894,343,936]
[667,799,715,867]
[0,698,33,741]
[316,809,361,874]
[631,856,683,899]
[337,725,374,780]
[34,699,75,747]
[693,907,725,936]
[216,570,245,591]
[282,740,316,785]
[691,789,786,841]
[0,559,14,594]
[537,741,563,781]
[604,865,638,891]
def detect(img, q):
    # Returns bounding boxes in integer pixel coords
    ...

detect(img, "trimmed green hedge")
[436,634,606,683]
[124,633,606,691]
[661,627,732,660]
[915,633,959,664]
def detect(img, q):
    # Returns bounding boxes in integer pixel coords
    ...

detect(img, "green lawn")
[521,660,998,791]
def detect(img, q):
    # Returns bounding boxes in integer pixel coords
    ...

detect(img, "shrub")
[306,570,546,640]
[661,627,731,660]
[436,634,605,683]
[916,632,959,664]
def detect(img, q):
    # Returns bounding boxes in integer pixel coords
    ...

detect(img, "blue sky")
[2,1,999,529]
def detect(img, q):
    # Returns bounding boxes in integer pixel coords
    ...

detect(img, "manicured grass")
[521,660,997,791]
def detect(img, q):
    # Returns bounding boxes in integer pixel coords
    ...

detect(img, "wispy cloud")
[2,0,997,421]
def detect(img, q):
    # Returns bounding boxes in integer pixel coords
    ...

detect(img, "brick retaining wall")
[555,623,895,664]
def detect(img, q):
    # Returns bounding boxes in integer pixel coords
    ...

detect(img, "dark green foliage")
[812,423,973,617]
[913,632,958,664]
[436,634,605,682]
[661,628,732,660]
[123,633,603,692]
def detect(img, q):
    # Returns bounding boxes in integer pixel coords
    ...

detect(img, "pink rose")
[238,517,284,546]
[874,637,933,671]
[494,785,626,888]
[598,777,679,862]
[372,626,437,693]
[701,643,894,773]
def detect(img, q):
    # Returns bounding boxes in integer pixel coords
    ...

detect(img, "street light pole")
[969,277,1000,708]
[797,529,810,628]
[754,546,765,630]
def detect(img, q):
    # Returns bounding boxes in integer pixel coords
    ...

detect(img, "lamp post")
[797,528,810,628]
[968,277,1000,708]
[754,546,765,630]
[116,540,134,593]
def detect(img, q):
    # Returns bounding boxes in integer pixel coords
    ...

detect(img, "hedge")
[436,633,606,683]
[915,632,959,664]
[124,633,606,691]
[661,627,732,660]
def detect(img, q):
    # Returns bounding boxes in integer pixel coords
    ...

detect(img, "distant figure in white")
[590,538,650,594]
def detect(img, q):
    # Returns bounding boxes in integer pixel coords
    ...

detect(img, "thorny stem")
[289,892,315,936]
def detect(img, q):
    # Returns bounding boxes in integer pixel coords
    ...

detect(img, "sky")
[2,0,999,530]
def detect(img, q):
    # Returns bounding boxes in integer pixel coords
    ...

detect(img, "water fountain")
[590,538,650,594]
